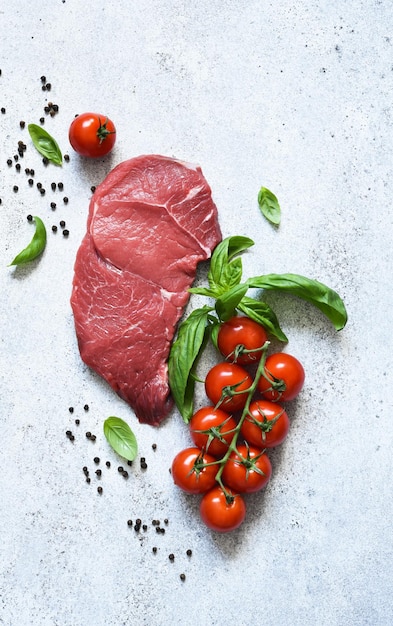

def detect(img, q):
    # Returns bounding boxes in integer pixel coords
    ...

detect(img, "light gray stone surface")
[1,1,392,625]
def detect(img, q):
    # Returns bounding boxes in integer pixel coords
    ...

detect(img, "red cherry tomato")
[257,353,305,401]
[171,447,217,494]
[205,362,253,413]
[241,399,290,448]
[69,112,116,158]
[222,444,272,493]
[200,486,246,532]
[217,316,268,364]
[190,406,237,457]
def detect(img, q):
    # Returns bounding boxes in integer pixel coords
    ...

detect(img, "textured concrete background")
[1,1,392,625]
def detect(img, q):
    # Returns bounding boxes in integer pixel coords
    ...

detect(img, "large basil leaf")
[215,283,248,322]
[207,235,254,295]
[247,273,348,331]
[9,216,47,266]
[28,124,63,165]
[103,416,138,461]
[238,296,288,342]
[168,306,214,422]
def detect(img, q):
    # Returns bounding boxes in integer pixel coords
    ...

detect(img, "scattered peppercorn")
[7,159,12,166]
[58,182,63,190]
[83,467,89,475]
[69,407,74,413]
[51,182,56,190]
[27,214,33,222]
[180,574,186,582]
[86,477,91,484]
[39,117,45,124]
[64,154,70,162]
[91,186,96,192]
[50,202,56,209]
[45,83,51,91]
[141,460,148,470]
[59,220,66,228]
[30,169,35,176]
[15,163,21,171]
[75,419,80,425]
[37,182,42,189]
[40,75,46,83]
[90,434,96,442]
[168,554,175,562]
[28,178,34,186]
[83,404,89,411]
[97,486,103,494]
[86,432,91,438]
[186,549,192,557]
[39,188,46,195]
[94,457,100,464]
[118,466,124,473]
[127,460,133,466]
[1,107,5,114]
[20,121,25,128]
[95,469,102,477]
[51,225,57,233]
[13,186,18,192]
[63,196,68,204]
[42,157,49,166]
[106,461,111,468]
[152,547,157,554]
[152,443,157,450]
[122,471,129,479]
[127,519,133,527]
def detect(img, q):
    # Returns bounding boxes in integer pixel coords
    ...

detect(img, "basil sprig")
[103,416,138,461]
[9,216,47,266]
[258,187,281,225]
[28,124,63,165]
[169,235,347,422]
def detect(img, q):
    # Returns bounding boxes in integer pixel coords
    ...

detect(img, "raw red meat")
[71,155,222,425]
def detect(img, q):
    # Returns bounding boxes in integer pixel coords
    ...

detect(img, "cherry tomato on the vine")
[205,362,253,413]
[200,485,246,532]
[69,112,116,158]
[171,447,217,494]
[257,352,305,402]
[222,444,272,493]
[190,406,237,457]
[217,316,268,364]
[241,399,290,448]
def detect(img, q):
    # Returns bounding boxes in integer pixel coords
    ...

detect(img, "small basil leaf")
[215,283,248,322]
[188,286,217,297]
[208,235,254,294]
[28,123,63,165]
[103,416,138,461]
[238,296,288,342]
[168,305,214,422]
[9,216,47,266]
[258,187,281,225]
[247,273,348,331]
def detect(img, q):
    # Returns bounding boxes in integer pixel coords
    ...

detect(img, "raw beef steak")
[71,155,222,425]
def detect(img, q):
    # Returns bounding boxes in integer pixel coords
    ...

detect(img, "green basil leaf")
[188,286,217,297]
[103,416,138,461]
[168,306,214,422]
[9,216,47,266]
[247,273,348,331]
[258,187,281,225]
[237,296,288,342]
[208,235,254,295]
[28,123,63,165]
[215,283,248,322]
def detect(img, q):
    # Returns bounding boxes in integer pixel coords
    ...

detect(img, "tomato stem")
[96,117,116,144]
[213,341,270,485]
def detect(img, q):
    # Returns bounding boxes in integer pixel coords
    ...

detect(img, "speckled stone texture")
[1,2,392,625]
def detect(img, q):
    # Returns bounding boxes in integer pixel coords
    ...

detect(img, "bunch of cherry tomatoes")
[171,315,305,532]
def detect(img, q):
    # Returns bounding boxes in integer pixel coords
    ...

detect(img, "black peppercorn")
[69,407,74,413]
[118,466,124,473]
[180,574,186,581]
[122,471,129,479]
[106,461,111,468]
[13,186,18,192]
[95,469,102,477]
[7,159,12,166]
[27,214,33,222]
[51,225,57,233]
[186,549,192,557]
[15,163,21,171]
[86,432,91,438]
[20,121,25,128]
[97,486,103,494]
[152,547,157,553]
[63,196,69,204]
[75,419,80,425]
[50,202,56,210]
[28,178,34,186]
[51,182,56,190]
[64,154,70,162]
[39,117,44,124]
[94,457,100,464]
[127,519,133,526]
[59,220,66,228]
[42,157,49,166]
[168,554,175,561]
[90,434,96,442]
[83,404,89,411]
[58,182,63,190]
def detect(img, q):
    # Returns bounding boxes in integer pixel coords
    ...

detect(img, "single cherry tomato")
[257,352,305,401]
[222,444,272,493]
[205,362,253,413]
[171,447,218,494]
[69,112,116,158]
[200,486,246,532]
[217,316,268,364]
[190,406,237,457]
[241,399,290,448]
